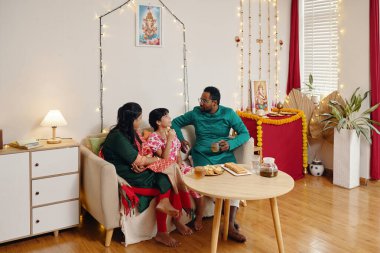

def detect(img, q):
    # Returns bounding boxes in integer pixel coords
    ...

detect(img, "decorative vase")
[333,129,360,189]
[310,159,324,176]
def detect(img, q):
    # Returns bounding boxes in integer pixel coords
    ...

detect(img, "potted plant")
[321,88,380,188]
[304,73,319,104]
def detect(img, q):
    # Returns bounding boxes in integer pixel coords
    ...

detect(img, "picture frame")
[136,5,162,47]
[254,80,268,111]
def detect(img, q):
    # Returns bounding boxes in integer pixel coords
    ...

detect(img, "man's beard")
[201,107,212,113]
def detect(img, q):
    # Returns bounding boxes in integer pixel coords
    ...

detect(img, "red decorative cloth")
[241,116,304,180]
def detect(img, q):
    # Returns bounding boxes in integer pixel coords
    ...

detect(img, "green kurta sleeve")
[172,110,195,141]
[105,130,138,164]
[102,130,138,180]
[226,110,250,151]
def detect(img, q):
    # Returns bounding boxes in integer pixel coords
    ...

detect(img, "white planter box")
[333,129,360,189]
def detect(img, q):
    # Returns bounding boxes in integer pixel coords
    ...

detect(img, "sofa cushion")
[89,136,106,154]
[83,132,108,154]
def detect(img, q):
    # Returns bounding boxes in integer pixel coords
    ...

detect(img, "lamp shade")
[40,110,68,127]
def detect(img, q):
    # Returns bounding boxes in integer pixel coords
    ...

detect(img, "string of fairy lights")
[97,0,189,131]
[237,0,281,111]
[338,0,343,91]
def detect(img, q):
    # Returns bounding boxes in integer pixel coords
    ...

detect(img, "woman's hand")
[132,163,147,173]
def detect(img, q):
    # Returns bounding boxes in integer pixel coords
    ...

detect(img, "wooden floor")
[1,175,380,253]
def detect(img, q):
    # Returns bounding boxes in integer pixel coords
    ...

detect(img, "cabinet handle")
[35,191,39,195]
[34,163,39,167]
[36,220,40,224]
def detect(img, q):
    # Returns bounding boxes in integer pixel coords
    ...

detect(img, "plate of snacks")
[222,162,252,176]
[203,165,225,176]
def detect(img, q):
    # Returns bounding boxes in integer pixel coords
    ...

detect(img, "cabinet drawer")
[32,147,78,178]
[32,200,79,235]
[32,174,79,206]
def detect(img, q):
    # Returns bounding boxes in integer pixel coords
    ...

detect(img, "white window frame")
[300,0,339,97]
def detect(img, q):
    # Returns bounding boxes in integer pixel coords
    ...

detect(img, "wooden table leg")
[270,197,284,253]
[211,198,223,253]
[223,199,230,241]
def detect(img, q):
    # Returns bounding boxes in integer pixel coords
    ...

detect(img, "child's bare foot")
[154,232,180,247]
[173,219,193,235]
[156,198,179,217]
[194,216,203,231]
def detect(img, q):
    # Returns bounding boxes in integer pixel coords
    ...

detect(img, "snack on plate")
[204,165,224,175]
[224,162,247,174]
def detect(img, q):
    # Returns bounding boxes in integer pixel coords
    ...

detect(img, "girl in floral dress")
[148,108,205,231]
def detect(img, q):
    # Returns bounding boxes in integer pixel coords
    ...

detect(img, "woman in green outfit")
[102,102,191,247]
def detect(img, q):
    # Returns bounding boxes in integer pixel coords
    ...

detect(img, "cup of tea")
[211,142,220,152]
[194,166,206,179]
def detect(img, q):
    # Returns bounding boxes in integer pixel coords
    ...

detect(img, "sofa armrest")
[233,137,255,164]
[80,145,120,230]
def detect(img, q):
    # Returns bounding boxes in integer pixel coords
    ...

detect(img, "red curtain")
[286,0,301,94]
[370,0,380,180]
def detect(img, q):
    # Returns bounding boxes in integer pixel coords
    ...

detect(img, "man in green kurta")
[172,86,250,242]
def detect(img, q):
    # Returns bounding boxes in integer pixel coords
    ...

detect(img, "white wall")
[303,0,372,178]
[0,0,291,143]
[339,0,370,178]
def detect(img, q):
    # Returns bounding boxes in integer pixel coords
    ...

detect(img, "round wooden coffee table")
[184,167,294,253]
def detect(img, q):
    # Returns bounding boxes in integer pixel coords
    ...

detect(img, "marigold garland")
[238,108,308,174]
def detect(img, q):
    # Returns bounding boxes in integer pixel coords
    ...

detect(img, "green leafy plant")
[304,73,314,92]
[321,88,380,143]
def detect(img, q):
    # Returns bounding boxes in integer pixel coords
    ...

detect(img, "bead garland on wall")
[239,0,244,111]
[274,0,279,104]
[267,0,271,101]
[97,0,189,131]
[257,0,263,80]
[247,0,253,111]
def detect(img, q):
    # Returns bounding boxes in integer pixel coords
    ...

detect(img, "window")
[302,0,339,96]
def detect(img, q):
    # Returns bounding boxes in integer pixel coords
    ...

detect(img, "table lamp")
[40,110,67,144]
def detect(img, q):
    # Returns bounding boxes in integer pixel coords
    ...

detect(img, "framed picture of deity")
[254,80,268,111]
[136,5,162,47]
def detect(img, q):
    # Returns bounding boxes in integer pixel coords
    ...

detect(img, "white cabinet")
[0,140,79,244]
[0,153,30,242]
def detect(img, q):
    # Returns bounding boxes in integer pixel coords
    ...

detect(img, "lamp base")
[47,138,62,144]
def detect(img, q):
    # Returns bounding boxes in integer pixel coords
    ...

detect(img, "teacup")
[194,166,206,179]
[211,142,220,153]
